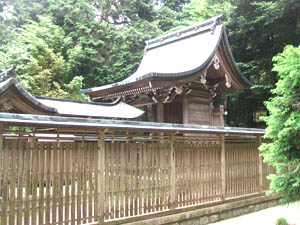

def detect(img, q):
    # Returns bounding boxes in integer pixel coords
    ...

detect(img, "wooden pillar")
[157,102,164,123]
[98,130,106,223]
[220,134,226,201]
[209,102,213,126]
[183,96,188,124]
[219,105,225,127]
[257,135,263,193]
[169,133,176,210]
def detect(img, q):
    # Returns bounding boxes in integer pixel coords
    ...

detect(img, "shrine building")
[82,15,250,126]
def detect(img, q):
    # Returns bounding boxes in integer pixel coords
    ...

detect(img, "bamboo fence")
[0,116,274,225]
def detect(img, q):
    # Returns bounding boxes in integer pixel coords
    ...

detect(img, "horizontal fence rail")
[0,113,274,225]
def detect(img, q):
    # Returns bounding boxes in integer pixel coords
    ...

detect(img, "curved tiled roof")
[37,96,144,118]
[0,67,144,118]
[83,15,250,99]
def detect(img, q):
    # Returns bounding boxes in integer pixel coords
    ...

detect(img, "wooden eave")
[0,78,57,115]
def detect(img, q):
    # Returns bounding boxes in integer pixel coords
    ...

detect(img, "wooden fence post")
[220,134,226,201]
[98,130,106,223]
[0,123,3,185]
[0,123,3,220]
[257,135,263,193]
[169,133,176,210]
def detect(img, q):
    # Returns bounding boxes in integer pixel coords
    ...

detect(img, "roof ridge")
[36,96,122,106]
[145,15,223,50]
[0,65,17,82]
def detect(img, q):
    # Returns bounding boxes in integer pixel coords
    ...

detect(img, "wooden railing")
[0,113,274,225]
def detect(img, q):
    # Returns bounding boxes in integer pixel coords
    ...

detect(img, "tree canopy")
[260,45,300,203]
[0,0,300,127]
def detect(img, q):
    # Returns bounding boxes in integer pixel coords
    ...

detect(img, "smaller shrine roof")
[37,97,143,119]
[0,67,144,119]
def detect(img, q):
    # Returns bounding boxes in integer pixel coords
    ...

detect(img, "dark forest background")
[1,0,300,127]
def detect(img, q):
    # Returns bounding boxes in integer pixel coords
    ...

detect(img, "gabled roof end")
[0,65,17,82]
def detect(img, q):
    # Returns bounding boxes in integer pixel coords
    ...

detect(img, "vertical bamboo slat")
[23,141,31,225]
[105,141,110,220]
[133,142,138,216]
[31,138,38,225]
[160,143,165,210]
[120,143,125,218]
[2,139,9,225]
[82,141,87,224]
[9,141,16,225]
[52,138,58,225]
[98,130,106,222]
[258,136,263,193]
[17,137,24,225]
[169,134,176,210]
[59,137,64,224]
[38,143,45,225]
[155,143,160,212]
[70,143,76,225]
[150,141,155,212]
[220,134,226,201]
[146,143,151,214]
[115,142,120,219]
[65,143,71,224]
[124,142,129,217]
[45,143,51,225]
[138,143,143,215]
[88,143,93,222]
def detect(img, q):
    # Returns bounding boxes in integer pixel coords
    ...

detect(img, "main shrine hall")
[82,15,250,126]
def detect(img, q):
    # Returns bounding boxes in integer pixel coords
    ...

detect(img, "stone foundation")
[124,195,280,225]
[171,199,279,225]
[167,198,280,225]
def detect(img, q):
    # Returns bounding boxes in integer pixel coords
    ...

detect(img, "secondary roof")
[0,67,144,119]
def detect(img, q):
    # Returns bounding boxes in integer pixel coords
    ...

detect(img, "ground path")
[211,201,300,225]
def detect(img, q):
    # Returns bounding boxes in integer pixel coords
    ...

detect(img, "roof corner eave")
[220,28,251,89]
[0,77,58,114]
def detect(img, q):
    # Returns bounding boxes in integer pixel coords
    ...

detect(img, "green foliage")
[275,217,288,225]
[0,0,162,98]
[1,0,300,120]
[181,0,235,24]
[0,15,87,100]
[260,45,300,203]
[225,0,300,127]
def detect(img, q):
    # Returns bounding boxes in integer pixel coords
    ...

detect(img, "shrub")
[275,217,288,225]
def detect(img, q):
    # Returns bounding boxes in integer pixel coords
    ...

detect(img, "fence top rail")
[0,113,265,135]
